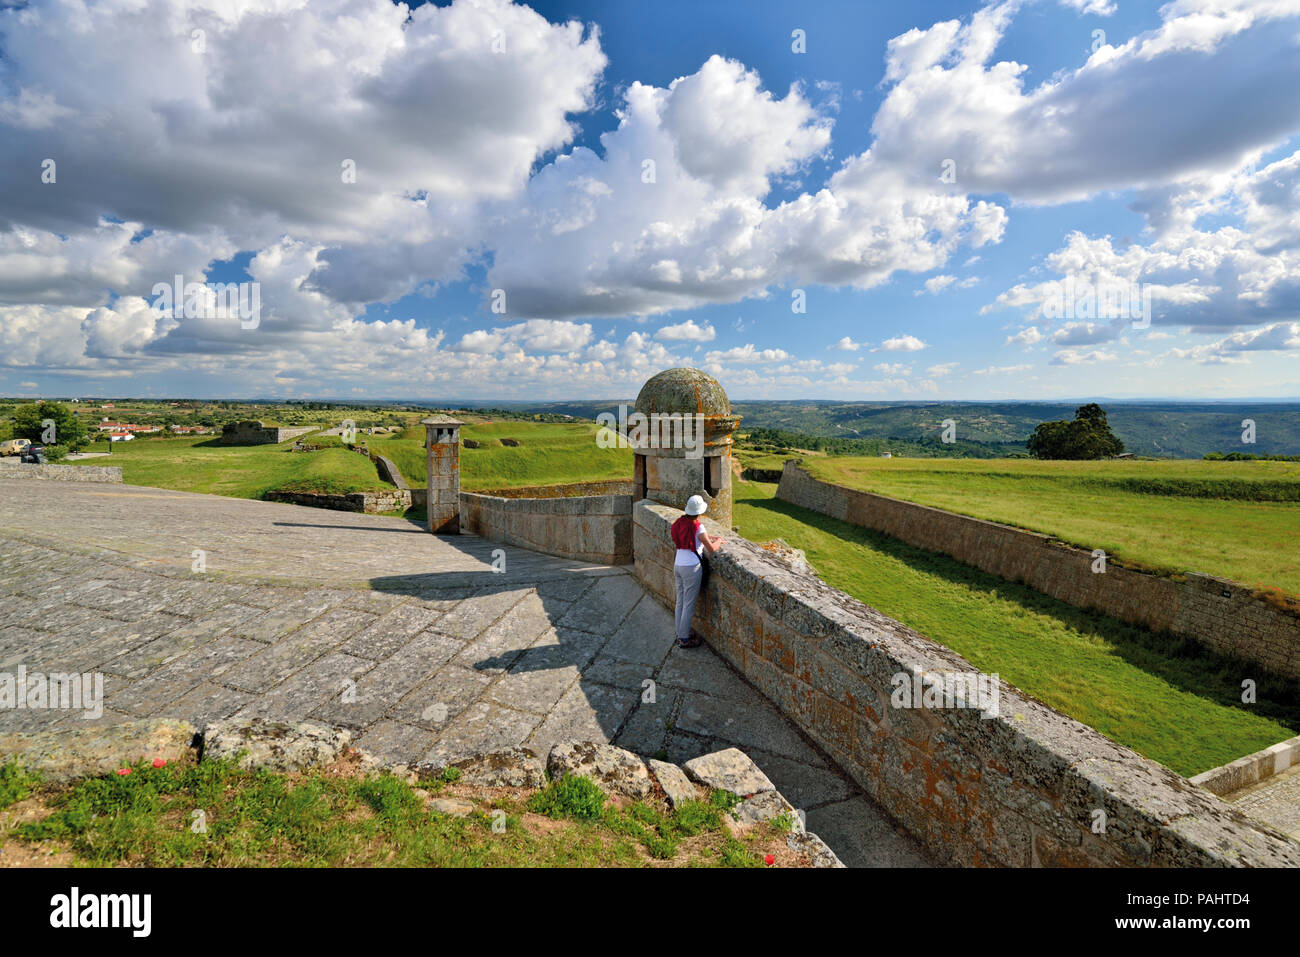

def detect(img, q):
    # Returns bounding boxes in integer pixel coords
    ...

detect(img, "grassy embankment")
[374,420,631,490]
[81,433,386,497]
[71,421,631,500]
[732,480,1299,777]
[799,456,1300,599]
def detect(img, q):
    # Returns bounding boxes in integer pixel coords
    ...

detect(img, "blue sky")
[2,0,1299,401]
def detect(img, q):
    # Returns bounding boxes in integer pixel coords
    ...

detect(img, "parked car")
[0,438,31,457]
[19,444,46,464]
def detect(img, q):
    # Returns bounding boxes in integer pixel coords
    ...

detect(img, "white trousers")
[674,562,703,643]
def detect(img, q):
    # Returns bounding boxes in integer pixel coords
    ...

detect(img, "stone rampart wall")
[777,462,1300,683]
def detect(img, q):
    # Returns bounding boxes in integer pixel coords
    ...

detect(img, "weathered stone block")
[0,719,195,783]
[547,741,652,798]
[648,757,700,808]
[203,719,349,772]
[683,747,775,797]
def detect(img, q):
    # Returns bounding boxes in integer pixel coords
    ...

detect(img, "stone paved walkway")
[1223,765,1300,841]
[0,478,930,866]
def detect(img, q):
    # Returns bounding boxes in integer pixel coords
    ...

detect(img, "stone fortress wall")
[777,462,1300,684]
[216,420,316,446]
[631,499,1300,867]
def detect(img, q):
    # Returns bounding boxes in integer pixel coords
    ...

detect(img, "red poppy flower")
[152,758,167,768]
[764,854,775,866]
[116,768,132,776]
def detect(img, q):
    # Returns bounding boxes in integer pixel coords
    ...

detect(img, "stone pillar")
[422,415,463,534]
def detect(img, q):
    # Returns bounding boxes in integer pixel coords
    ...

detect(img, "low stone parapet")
[459,491,632,564]
[1191,734,1300,797]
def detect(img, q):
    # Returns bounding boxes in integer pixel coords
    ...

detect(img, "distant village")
[76,401,215,442]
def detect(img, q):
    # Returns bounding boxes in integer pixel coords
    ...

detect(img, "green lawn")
[375,420,631,490]
[732,481,1299,776]
[802,456,1300,596]
[76,433,392,498]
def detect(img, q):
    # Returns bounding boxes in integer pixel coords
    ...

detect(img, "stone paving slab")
[389,665,494,731]
[1225,765,1300,841]
[0,477,933,866]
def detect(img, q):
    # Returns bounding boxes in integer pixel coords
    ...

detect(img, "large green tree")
[1027,404,1124,460]
[13,401,90,450]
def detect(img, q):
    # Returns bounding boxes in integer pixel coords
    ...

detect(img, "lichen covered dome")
[634,368,730,416]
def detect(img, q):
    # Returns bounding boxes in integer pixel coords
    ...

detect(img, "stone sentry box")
[631,368,741,528]
[422,415,463,534]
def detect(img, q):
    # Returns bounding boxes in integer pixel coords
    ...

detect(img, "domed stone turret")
[631,368,741,527]
[635,368,732,417]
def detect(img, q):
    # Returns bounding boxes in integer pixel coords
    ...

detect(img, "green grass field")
[732,480,1299,776]
[77,434,392,498]
[802,456,1300,596]
[376,420,631,490]
[69,421,630,500]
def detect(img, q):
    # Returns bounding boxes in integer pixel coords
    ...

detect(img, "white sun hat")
[685,495,707,516]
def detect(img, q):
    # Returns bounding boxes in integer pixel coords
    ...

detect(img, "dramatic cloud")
[1,0,604,240]
[871,0,1300,204]
[486,50,1005,320]
[0,0,606,345]
[2,0,1298,400]
[987,145,1300,342]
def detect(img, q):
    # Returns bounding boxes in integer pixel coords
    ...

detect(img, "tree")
[13,401,90,451]
[1027,404,1123,460]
